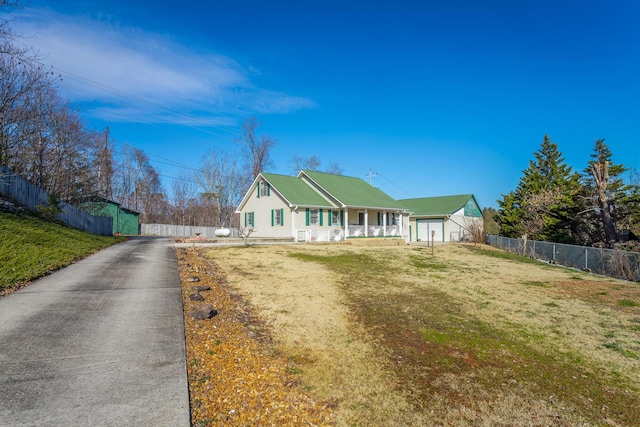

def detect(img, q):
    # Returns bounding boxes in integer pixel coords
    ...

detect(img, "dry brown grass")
[177,248,334,426]
[193,243,640,426]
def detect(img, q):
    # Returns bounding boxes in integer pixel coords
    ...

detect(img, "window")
[331,210,341,226]
[256,181,270,198]
[306,208,324,226]
[260,181,270,197]
[309,209,319,225]
[244,212,254,227]
[272,208,284,226]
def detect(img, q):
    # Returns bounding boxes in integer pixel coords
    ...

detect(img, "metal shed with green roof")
[399,194,482,243]
[236,171,410,242]
[80,197,140,236]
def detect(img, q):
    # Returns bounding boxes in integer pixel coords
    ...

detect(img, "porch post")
[364,209,368,237]
[291,207,296,241]
[344,208,349,238]
[383,210,387,236]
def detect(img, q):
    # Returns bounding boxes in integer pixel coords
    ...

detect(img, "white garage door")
[417,219,444,242]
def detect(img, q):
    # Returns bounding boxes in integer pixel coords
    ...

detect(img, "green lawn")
[0,211,124,291]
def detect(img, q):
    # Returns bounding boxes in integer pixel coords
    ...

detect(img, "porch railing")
[347,225,400,238]
[296,229,345,242]
[296,225,406,242]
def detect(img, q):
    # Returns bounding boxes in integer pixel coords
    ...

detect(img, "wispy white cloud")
[12,8,315,124]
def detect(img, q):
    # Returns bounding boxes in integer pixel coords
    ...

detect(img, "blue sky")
[10,0,640,208]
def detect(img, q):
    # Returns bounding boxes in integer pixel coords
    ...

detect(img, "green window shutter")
[257,182,260,198]
[340,210,344,226]
[267,184,271,196]
[319,209,323,226]
[271,209,274,226]
[306,208,310,226]
[244,212,247,227]
[280,209,284,226]
[328,209,332,226]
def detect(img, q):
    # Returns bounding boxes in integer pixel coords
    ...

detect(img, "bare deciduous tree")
[588,159,617,244]
[325,162,344,175]
[91,126,114,199]
[291,155,321,173]
[236,117,276,182]
[581,139,637,247]
[196,148,243,227]
[521,188,563,239]
[170,173,197,225]
[463,216,484,246]
[111,145,168,222]
[238,226,254,247]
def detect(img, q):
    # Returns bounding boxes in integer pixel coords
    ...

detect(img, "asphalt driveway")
[0,237,190,426]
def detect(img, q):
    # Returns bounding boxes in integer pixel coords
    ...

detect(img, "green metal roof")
[301,170,405,209]
[399,194,477,216]
[261,173,332,207]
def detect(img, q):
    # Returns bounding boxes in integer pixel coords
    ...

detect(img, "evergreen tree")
[497,190,524,237]
[498,135,582,242]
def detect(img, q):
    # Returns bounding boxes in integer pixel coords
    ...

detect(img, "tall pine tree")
[498,135,582,242]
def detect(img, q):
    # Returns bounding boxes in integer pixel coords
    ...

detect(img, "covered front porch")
[294,207,407,242]
[344,207,404,238]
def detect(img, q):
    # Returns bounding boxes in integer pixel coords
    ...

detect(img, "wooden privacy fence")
[0,166,113,236]
[141,223,239,238]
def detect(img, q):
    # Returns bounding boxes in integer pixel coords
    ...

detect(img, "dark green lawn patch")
[603,342,638,359]
[409,254,450,271]
[618,299,640,308]
[289,249,640,425]
[520,280,551,288]
[0,211,124,291]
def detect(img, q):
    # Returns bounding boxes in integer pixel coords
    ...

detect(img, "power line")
[378,173,413,199]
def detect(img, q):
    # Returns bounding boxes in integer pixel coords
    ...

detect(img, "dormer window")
[257,181,270,198]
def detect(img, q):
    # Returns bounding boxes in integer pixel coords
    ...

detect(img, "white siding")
[239,185,293,239]
[445,215,466,242]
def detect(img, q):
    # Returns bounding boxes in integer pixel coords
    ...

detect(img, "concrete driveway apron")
[0,237,190,426]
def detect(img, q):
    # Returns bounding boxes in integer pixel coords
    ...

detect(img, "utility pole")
[366,169,377,186]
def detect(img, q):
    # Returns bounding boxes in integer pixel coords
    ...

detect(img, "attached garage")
[399,194,483,243]
[416,219,444,242]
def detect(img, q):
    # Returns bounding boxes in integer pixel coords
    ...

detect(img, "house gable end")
[261,172,332,208]
[399,194,481,217]
[236,174,264,213]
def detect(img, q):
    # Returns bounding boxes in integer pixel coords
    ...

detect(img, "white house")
[236,170,411,242]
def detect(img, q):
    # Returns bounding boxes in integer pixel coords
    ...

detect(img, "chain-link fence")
[486,235,640,282]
